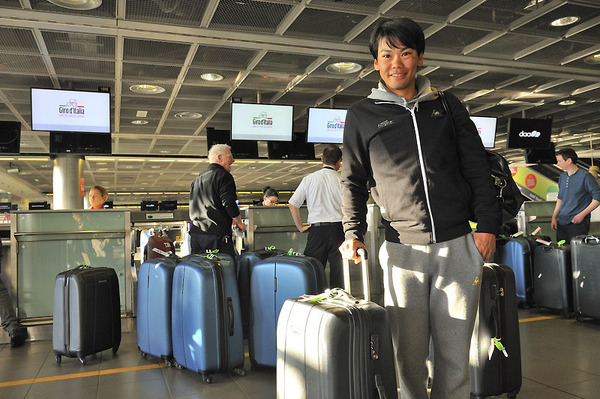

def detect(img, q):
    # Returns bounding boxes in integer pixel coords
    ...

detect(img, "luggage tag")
[511,231,524,237]
[488,337,509,360]
[531,226,542,236]
[557,240,566,247]
[535,238,551,245]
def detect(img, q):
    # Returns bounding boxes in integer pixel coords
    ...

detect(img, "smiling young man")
[339,18,500,398]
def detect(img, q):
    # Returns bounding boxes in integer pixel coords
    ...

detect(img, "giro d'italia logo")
[327,116,345,130]
[252,111,273,127]
[59,98,85,116]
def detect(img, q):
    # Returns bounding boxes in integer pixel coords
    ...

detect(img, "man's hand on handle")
[339,239,367,263]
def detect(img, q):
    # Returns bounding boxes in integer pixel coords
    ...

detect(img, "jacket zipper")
[408,106,437,242]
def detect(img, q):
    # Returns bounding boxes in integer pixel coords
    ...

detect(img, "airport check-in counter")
[518,200,600,241]
[241,205,308,252]
[6,210,133,341]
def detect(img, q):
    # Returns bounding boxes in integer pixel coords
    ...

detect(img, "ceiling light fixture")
[524,0,545,10]
[47,0,102,10]
[174,111,203,119]
[326,62,362,74]
[129,84,165,94]
[201,73,224,81]
[584,53,600,65]
[131,120,148,125]
[550,16,580,27]
[559,99,576,106]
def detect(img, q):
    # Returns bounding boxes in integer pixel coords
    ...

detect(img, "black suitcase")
[470,263,521,399]
[276,250,397,399]
[571,235,600,321]
[236,246,287,338]
[533,243,572,317]
[53,266,121,365]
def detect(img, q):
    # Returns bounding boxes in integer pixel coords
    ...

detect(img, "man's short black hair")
[557,147,578,164]
[369,18,425,59]
[322,144,342,166]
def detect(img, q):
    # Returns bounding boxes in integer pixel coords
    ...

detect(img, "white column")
[52,155,84,209]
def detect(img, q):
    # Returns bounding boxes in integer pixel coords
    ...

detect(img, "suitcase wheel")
[55,356,61,364]
[201,374,212,384]
[140,350,147,358]
[250,359,258,370]
[175,362,183,370]
[165,359,172,368]
[233,367,246,377]
[576,315,585,322]
[79,356,87,365]
[112,346,118,354]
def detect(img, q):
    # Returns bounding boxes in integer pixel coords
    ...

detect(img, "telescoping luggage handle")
[343,248,370,302]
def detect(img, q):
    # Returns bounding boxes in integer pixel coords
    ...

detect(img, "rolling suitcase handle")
[343,248,370,302]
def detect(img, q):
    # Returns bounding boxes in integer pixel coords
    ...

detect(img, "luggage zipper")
[63,271,71,356]
[212,260,229,372]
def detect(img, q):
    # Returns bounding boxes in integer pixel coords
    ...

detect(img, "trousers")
[381,234,483,399]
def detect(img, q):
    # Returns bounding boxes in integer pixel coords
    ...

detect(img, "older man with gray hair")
[189,144,246,257]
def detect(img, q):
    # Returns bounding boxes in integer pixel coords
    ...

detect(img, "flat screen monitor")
[470,116,497,149]
[0,202,11,212]
[268,132,315,160]
[0,121,21,154]
[160,200,177,211]
[307,108,347,144]
[507,117,552,149]
[231,103,293,141]
[31,88,111,133]
[50,132,111,154]
[141,201,158,211]
[525,142,556,164]
[206,127,258,159]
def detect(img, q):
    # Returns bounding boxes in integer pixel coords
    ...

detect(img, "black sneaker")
[9,328,26,348]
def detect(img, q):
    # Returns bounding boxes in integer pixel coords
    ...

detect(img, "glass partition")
[12,210,131,319]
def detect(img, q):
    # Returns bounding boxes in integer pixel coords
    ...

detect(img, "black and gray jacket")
[189,163,240,236]
[341,75,500,245]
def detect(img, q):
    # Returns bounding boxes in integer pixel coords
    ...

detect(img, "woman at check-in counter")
[262,186,279,206]
[89,185,108,209]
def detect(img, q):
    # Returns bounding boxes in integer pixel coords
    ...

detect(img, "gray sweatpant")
[381,234,483,399]
[0,278,20,336]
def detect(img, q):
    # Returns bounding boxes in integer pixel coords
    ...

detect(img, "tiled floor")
[1,309,600,398]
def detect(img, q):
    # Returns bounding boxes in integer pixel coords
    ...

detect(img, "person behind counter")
[262,187,279,206]
[89,185,108,209]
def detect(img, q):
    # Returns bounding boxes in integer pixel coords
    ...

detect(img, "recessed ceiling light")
[550,16,580,27]
[326,62,362,74]
[129,84,165,94]
[559,99,576,106]
[584,53,600,65]
[201,73,224,81]
[47,0,102,10]
[131,120,148,125]
[174,111,203,119]
[159,150,171,154]
[136,110,148,118]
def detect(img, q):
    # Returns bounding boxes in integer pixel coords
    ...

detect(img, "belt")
[311,222,342,227]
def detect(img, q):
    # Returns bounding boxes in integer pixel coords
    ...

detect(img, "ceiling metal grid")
[0,0,599,206]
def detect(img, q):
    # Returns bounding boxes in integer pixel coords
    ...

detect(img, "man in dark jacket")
[189,144,246,257]
[339,18,500,399]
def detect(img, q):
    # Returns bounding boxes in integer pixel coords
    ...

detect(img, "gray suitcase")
[276,249,397,399]
[571,235,600,321]
[53,265,121,365]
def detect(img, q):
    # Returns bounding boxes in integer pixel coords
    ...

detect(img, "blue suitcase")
[171,253,245,383]
[236,247,287,338]
[494,237,533,307]
[137,256,179,366]
[249,253,327,368]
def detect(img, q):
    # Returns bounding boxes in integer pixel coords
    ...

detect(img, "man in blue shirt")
[552,148,600,243]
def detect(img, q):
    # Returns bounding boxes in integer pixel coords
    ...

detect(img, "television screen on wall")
[469,116,497,149]
[507,117,552,149]
[231,103,293,142]
[31,88,111,133]
[307,107,347,144]
[206,127,258,159]
[0,121,21,154]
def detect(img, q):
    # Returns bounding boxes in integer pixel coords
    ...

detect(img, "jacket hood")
[368,74,438,108]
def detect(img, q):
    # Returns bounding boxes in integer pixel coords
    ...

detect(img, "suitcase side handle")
[343,248,370,302]
[226,297,234,336]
